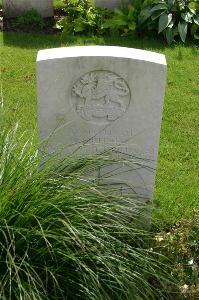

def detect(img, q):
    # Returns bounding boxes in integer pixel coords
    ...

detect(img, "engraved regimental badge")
[72,70,131,124]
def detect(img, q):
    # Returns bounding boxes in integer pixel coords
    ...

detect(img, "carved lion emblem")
[72,70,130,124]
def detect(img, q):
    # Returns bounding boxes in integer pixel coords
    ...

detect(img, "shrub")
[56,0,113,35]
[102,0,144,36]
[15,9,45,30]
[54,0,67,11]
[139,0,199,43]
[0,122,176,299]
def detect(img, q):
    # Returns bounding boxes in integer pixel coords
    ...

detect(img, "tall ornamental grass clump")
[0,124,175,300]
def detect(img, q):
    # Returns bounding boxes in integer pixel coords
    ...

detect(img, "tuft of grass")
[0,120,176,299]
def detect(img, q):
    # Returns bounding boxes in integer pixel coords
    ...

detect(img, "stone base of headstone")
[3,0,53,18]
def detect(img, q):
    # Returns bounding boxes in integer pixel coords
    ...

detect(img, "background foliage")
[56,0,113,35]
[54,0,199,43]
[139,0,199,43]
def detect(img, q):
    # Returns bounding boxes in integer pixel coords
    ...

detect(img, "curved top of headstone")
[37,46,166,66]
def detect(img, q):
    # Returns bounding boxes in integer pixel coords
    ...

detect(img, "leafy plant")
[54,0,67,11]
[56,0,113,35]
[15,9,45,30]
[139,0,199,43]
[0,119,177,299]
[102,0,144,35]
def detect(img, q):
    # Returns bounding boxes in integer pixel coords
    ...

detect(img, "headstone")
[37,46,166,201]
[3,0,53,18]
[95,0,128,8]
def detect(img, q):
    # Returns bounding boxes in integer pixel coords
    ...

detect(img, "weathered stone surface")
[37,46,166,201]
[3,0,53,18]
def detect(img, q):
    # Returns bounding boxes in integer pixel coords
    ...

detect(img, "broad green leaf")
[151,10,165,21]
[188,1,198,13]
[168,0,175,10]
[193,15,199,25]
[168,19,174,28]
[128,5,135,19]
[165,27,174,44]
[189,8,196,15]
[139,7,153,24]
[152,0,166,4]
[150,3,168,13]
[158,13,172,33]
[178,21,187,42]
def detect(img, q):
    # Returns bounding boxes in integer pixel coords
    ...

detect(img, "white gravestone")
[37,46,166,201]
[3,0,53,18]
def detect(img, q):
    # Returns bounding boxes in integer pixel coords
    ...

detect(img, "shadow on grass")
[3,31,168,52]
[3,31,63,49]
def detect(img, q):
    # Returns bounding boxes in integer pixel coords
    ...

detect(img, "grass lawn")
[1,32,199,227]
